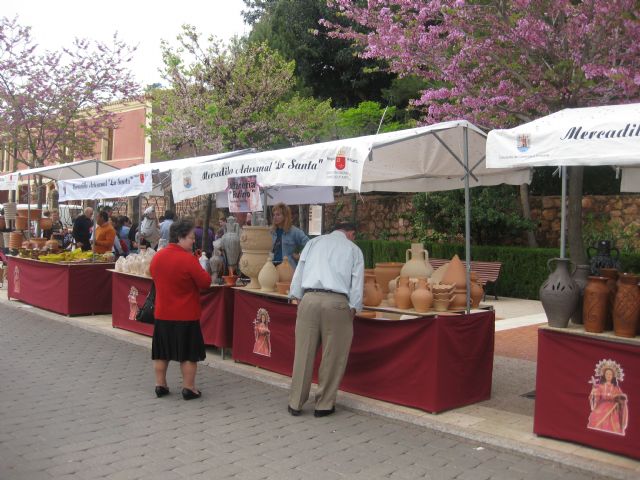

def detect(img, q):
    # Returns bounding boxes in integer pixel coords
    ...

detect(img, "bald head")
[84,207,93,218]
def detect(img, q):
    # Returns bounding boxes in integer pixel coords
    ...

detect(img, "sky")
[4,0,249,87]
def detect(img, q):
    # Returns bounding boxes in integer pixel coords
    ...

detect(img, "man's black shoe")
[287,405,302,416]
[313,407,335,418]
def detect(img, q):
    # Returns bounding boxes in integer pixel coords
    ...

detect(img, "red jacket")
[150,244,211,321]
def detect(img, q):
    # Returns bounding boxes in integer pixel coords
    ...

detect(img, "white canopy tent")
[0,159,119,188]
[171,120,532,311]
[486,102,640,256]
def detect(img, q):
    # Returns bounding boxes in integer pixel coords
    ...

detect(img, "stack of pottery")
[363,274,383,307]
[238,225,272,289]
[374,262,403,295]
[431,283,455,311]
[39,217,53,230]
[2,232,11,248]
[612,273,640,338]
[257,253,278,292]
[539,258,579,328]
[14,216,28,230]
[394,276,412,309]
[410,278,433,313]
[17,208,42,219]
[441,254,467,310]
[9,231,23,250]
[221,216,241,276]
[400,243,433,279]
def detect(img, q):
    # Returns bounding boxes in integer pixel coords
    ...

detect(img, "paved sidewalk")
[0,304,616,480]
[0,294,638,479]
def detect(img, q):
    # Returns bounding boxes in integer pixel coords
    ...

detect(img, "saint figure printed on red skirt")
[13,266,20,294]
[253,308,271,357]
[128,286,139,320]
[587,359,629,436]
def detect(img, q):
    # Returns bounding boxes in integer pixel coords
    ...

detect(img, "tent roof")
[7,159,120,181]
[486,103,640,168]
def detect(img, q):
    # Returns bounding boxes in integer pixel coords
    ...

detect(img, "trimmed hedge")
[355,240,640,300]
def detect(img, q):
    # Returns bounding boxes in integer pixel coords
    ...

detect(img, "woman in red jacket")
[150,219,212,400]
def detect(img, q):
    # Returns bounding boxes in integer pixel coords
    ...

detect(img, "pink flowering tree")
[324,0,640,260]
[0,16,140,175]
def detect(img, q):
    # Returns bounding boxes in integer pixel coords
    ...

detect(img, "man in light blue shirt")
[288,222,364,417]
[159,210,175,243]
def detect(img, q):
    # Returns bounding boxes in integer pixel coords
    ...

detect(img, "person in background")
[160,210,175,243]
[214,216,227,241]
[92,210,117,254]
[139,206,161,249]
[270,202,309,268]
[150,219,212,400]
[72,207,93,250]
[287,222,364,417]
[118,216,132,252]
[194,217,214,255]
[42,209,63,240]
[128,222,139,252]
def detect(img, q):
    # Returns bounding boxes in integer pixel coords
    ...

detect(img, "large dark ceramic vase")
[539,258,579,328]
[587,240,621,275]
[570,265,590,325]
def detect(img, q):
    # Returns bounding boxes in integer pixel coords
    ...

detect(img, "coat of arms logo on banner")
[252,308,271,357]
[13,266,20,294]
[587,359,629,436]
[517,133,531,152]
[335,149,347,170]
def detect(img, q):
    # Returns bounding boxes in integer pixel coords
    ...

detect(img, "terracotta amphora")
[613,273,640,338]
[400,243,433,279]
[410,278,433,313]
[570,265,590,325]
[469,272,484,308]
[394,276,412,310]
[363,276,383,307]
[583,276,609,333]
[374,262,403,294]
[599,268,618,330]
[276,256,295,283]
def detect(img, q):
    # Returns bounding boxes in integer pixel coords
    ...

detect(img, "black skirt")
[152,320,206,362]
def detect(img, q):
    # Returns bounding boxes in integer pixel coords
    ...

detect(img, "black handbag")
[136,283,156,324]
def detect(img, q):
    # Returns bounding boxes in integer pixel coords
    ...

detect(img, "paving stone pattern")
[0,306,613,480]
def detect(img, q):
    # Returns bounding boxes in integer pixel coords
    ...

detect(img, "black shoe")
[182,388,201,400]
[314,407,335,418]
[155,386,170,398]
[287,405,302,416]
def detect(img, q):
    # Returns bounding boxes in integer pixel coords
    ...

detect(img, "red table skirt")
[111,271,234,348]
[7,256,113,316]
[232,289,495,413]
[534,329,639,459]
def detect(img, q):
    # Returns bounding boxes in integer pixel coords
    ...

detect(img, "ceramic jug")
[394,277,412,310]
[469,272,484,308]
[613,273,640,338]
[363,276,383,307]
[410,278,433,313]
[539,258,579,328]
[258,253,278,292]
[400,243,433,278]
[583,276,609,333]
[276,256,295,283]
[587,240,621,275]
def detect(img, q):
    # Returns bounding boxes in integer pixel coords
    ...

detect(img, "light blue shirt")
[289,230,364,312]
[271,225,309,268]
[160,219,173,242]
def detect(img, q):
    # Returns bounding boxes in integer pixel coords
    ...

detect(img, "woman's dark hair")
[98,210,109,222]
[169,219,194,243]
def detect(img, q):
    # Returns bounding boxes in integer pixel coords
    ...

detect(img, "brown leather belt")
[304,288,347,299]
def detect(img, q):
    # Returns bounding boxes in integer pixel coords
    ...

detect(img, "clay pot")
[275,282,291,295]
[469,272,484,308]
[258,254,278,292]
[374,262,403,294]
[222,275,238,287]
[433,298,450,312]
[9,231,24,250]
[613,273,640,338]
[239,250,270,289]
[410,278,433,313]
[539,258,579,328]
[17,208,42,218]
[39,217,53,230]
[276,256,295,283]
[239,226,272,251]
[570,265,590,325]
[14,216,28,230]
[363,276,384,307]
[0,216,5,230]
[583,276,609,333]
[400,243,433,279]
[599,268,618,330]
[31,238,47,249]
[394,277,412,310]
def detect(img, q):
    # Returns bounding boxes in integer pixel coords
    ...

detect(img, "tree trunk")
[568,166,586,265]
[519,183,538,247]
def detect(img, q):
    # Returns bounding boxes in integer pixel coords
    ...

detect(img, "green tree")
[336,101,413,138]
[411,186,536,246]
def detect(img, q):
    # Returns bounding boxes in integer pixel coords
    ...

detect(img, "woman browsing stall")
[270,202,309,268]
[150,219,212,400]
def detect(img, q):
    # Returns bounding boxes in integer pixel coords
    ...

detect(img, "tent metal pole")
[560,166,567,259]
[463,127,471,314]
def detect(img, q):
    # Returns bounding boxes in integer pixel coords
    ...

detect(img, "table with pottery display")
[110,270,235,348]
[231,288,495,413]
[534,326,640,460]
[7,255,114,316]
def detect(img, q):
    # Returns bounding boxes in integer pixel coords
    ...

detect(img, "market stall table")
[232,289,495,413]
[7,255,114,315]
[534,326,639,460]
[111,270,235,348]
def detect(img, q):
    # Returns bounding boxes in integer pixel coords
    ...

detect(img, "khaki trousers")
[288,291,354,411]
